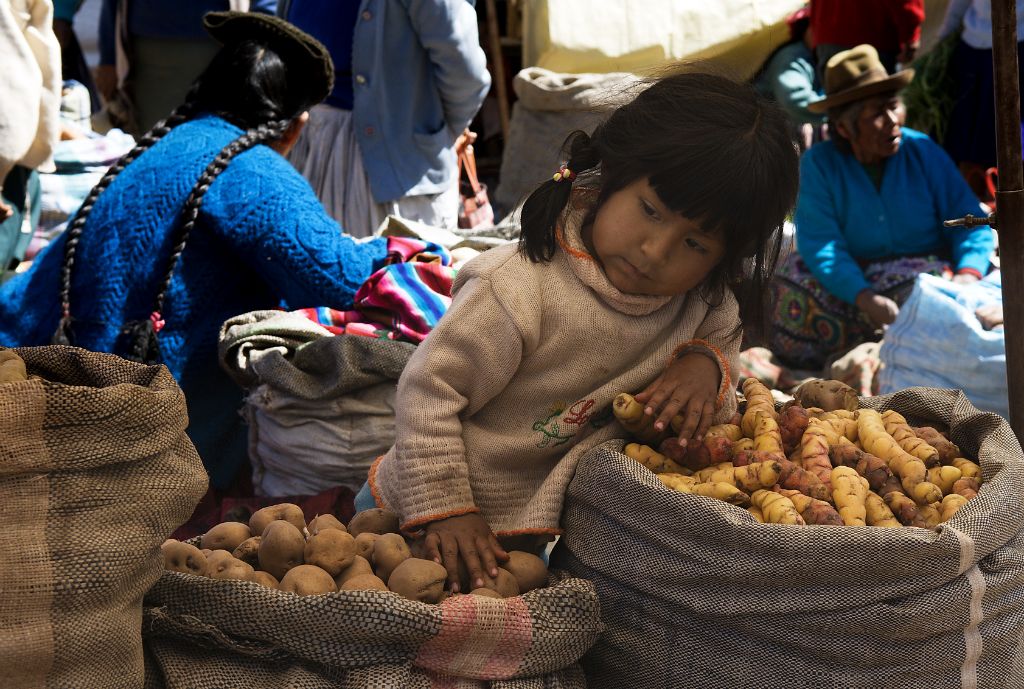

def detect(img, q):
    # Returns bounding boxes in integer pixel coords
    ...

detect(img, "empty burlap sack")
[552,387,1024,689]
[142,571,601,688]
[0,346,208,689]
[219,311,415,496]
[494,68,640,213]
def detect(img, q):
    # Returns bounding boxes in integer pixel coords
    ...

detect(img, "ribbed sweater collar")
[555,188,675,317]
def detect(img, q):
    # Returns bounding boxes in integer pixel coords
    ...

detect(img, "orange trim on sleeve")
[400,505,481,534]
[367,455,387,509]
[493,527,564,538]
[669,338,733,411]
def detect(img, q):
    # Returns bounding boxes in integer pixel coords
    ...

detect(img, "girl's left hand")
[634,352,720,445]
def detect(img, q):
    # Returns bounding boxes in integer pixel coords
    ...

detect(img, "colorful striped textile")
[293,236,456,343]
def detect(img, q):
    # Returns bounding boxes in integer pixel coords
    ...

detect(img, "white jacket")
[0,0,61,183]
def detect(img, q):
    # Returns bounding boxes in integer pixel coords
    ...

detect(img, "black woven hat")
[202,11,335,107]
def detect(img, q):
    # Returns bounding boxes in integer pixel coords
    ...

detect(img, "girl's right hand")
[423,513,509,593]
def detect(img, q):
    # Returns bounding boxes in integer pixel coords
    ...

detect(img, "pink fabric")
[415,594,533,680]
[292,236,455,343]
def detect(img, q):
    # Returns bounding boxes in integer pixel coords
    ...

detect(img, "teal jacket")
[52,0,83,22]
[795,128,994,304]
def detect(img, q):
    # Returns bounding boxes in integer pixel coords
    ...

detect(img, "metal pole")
[991,0,1024,438]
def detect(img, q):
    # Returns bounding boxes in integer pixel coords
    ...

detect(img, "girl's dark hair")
[53,40,318,360]
[518,70,800,343]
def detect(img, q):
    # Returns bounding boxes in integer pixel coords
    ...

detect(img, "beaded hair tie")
[552,163,576,182]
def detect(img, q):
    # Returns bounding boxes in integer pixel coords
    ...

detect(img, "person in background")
[357,72,799,591]
[754,5,825,150]
[810,0,925,79]
[0,12,392,490]
[1,0,62,278]
[51,0,101,113]
[97,0,276,135]
[278,0,491,237]
[771,45,995,371]
[937,0,1024,203]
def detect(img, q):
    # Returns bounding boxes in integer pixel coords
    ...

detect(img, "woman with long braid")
[0,12,390,489]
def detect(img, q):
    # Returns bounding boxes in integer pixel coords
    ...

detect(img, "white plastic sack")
[879,272,1006,420]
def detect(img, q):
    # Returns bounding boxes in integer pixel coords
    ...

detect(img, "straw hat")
[808,44,914,114]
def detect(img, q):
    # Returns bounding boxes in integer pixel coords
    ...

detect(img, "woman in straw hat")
[769,44,995,372]
[0,12,393,489]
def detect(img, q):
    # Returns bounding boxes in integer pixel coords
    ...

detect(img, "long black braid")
[52,103,196,346]
[51,30,328,361]
[116,118,293,363]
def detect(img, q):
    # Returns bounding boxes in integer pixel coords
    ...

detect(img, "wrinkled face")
[583,177,726,296]
[843,95,906,164]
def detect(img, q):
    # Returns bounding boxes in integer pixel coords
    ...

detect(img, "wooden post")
[484,0,511,141]
[991,0,1024,438]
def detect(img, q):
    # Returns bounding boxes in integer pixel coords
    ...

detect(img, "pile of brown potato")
[162,505,549,602]
[612,378,983,529]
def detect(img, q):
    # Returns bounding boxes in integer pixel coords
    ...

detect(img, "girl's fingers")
[676,397,705,441]
[694,399,715,441]
[654,393,687,432]
[476,535,499,578]
[439,532,462,592]
[457,535,486,590]
[633,375,664,405]
[488,534,510,563]
[424,532,442,564]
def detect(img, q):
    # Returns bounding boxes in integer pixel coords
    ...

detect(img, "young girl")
[364,71,800,592]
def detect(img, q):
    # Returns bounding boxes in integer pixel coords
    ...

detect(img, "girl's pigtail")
[118,118,293,364]
[519,130,602,262]
[52,103,196,346]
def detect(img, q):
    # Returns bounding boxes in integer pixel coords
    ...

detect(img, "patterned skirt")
[769,253,948,371]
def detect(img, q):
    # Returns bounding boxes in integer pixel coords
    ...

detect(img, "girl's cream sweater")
[371,192,740,537]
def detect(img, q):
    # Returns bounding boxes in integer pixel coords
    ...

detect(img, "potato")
[387,558,448,603]
[258,520,306,580]
[161,539,208,576]
[279,564,337,595]
[232,536,261,567]
[0,349,27,384]
[249,571,279,589]
[794,379,858,412]
[334,555,373,588]
[249,503,306,536]
[308,513,347,535]
[200,521,252,552]
[500,551,548,593]
[347,508,400,537]
[373,533,411,582]
[354,532,380,560]
[469,588,502,599]
[206,550,255,581]
[304,529,357,577]
[339,573,389,591]
[479,568,520,598]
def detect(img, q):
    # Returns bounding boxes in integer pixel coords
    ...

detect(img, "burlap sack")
[0,346,208,689]
[493,68,640,214]
[142,571,601,688]
[552,387,1024,689]
[219,312,415,496]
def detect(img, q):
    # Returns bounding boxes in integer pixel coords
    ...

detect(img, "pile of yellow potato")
[161,506,548,601]
[612,378,981,528]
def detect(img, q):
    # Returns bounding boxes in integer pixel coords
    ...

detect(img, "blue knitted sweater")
[0,115,389,487]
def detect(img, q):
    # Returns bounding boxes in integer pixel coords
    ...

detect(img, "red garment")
[810,0,924,53]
